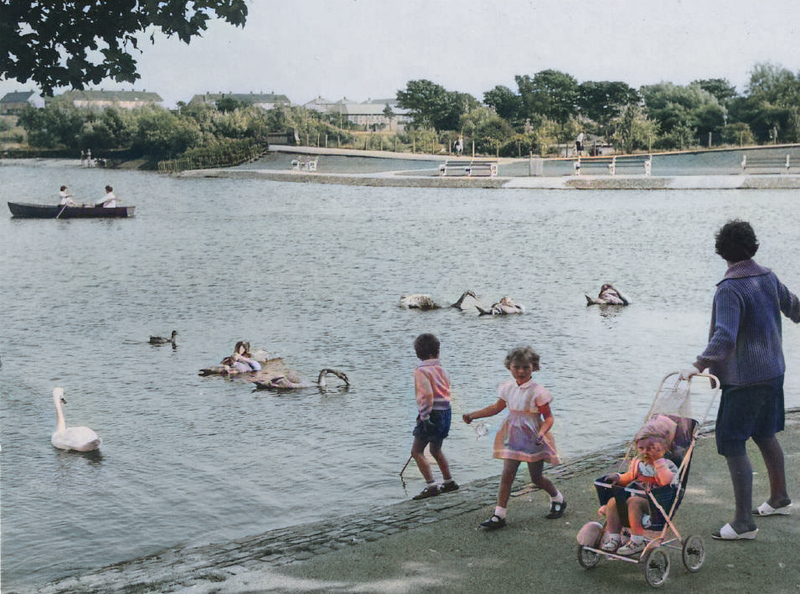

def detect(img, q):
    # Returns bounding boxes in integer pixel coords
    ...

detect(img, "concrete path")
[19,412,799,594]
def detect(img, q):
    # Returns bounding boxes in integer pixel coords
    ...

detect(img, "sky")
[2,0,800,108]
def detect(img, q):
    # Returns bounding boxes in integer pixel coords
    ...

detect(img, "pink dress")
[492,379,560,464]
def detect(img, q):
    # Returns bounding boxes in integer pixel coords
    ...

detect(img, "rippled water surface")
[1,160,798,589]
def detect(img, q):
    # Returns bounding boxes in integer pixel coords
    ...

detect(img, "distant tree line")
[11,62,800,162]
[397,62,800,156]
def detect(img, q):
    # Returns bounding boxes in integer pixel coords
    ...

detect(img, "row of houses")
[0,90,411,130]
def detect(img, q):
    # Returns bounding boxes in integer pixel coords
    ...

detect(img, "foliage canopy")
[0,0,248,96]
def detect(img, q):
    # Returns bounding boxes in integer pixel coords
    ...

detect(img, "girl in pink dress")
[463,346,565,529]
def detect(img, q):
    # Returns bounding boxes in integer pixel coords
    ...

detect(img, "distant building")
[56,89,163,110]
[307,97,410,131]
[188,92,291,110]
[0,90,45,114]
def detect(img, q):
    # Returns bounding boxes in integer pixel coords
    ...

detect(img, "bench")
[439,160,498,177]
[574,155,652,176]
[741,154,792,174]
[290,156,319,172]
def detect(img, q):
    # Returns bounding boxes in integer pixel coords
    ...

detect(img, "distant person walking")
[410,333,459,500]
[682,220,799,541]
[463,346,565,529]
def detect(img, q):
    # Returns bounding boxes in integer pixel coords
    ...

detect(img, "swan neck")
[53,396,66,431]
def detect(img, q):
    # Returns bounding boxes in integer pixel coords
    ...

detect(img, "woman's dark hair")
[715,219,759,262]
[414,333,440,360]
[504,346,540,371]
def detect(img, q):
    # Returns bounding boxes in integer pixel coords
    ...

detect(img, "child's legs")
[605,497,622,533]
[411,436,434,483]
[428,439,452,481]
[498,459,521,508]
[527,460,558,497]
[626,495,650,536]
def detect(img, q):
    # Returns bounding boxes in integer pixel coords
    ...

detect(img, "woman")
[683,220,799,541]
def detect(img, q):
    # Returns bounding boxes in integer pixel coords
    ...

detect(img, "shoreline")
[177,167,800,190]
[16,409,800,594]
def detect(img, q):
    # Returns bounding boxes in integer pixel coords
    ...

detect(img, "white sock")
[605,532,621,542]
[426,481,437,488]
[551,491,564,503]
[494,506,507,519]
[630,535,644,544]
[443,478,454,484]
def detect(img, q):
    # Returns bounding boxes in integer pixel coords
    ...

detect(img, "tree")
[577,81,640,125]
[0,1,248,96]
[608,105,658,153]
[692,78,738,107]
[515,69,579,125]
[483,85,523,124]
[396,80,478,132]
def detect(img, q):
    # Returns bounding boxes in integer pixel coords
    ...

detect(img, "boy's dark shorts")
[413,409,451,444]
[716,375,784,457]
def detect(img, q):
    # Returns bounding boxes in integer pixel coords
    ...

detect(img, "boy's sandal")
[412,485,441,500]
[479,514,506,530]
[545,500,567,519]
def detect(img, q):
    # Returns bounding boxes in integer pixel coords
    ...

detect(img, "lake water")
[1,159,798,590]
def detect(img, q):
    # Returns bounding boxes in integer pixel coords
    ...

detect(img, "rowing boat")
[7,202,135,219]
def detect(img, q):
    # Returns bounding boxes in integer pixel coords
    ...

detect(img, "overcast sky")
[3,0,800,108]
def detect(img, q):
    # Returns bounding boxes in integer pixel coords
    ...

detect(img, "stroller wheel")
[682,534,705,572]
[576,544,602,569]
[641,547,670,587]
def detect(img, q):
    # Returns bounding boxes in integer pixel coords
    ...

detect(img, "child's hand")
[535,433,544,445]
[462,413,473,424]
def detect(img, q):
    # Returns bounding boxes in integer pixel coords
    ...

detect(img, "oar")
[55,202,69,219]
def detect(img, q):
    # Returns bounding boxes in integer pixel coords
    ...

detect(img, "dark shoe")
[412,485,441,500]
[546,499,567,519]
[439,481,459,494]
[479,514,506,530]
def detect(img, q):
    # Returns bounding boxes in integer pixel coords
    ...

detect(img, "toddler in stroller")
[597,415,680,555]
[576,372,718,587]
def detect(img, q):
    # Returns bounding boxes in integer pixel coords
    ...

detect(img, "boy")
[410,333,458,500]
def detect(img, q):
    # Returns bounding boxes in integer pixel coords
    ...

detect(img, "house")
[0,90,45,114]
[56,90,163,109]
[309,97,411,131]
[188,92,291,110]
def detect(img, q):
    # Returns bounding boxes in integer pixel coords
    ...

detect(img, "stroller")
[575,371,720,588]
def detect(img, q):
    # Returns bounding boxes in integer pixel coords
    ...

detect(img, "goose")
[477,296,525,316]
[51,387,101,452]
[254,368,350,390]
[399,289,477,311]
[149,330,178,345]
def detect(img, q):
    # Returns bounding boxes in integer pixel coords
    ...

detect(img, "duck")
[254,368,350,390]
[399,289,477,311]
[51,387,101,452]
[149,330,178,345]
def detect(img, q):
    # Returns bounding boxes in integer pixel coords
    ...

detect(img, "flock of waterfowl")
[50,284,626,454]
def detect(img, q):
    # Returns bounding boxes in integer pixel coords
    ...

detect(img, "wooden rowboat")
[8,202,135,219]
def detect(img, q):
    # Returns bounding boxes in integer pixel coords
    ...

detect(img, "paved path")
[17,413,799,594]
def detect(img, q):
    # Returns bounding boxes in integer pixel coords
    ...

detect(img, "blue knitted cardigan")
[695,259,800,386]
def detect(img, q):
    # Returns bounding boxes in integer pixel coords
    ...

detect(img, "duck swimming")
[399,290,477,311]
[149,330,178,345]
[254,368,350,390]
[51,387,101,452]
[585,284,630,306]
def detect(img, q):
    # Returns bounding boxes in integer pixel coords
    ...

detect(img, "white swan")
[477,296,526,316]
[399,290,477,311]
[254,368,350,390]
[51,387,101,452]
